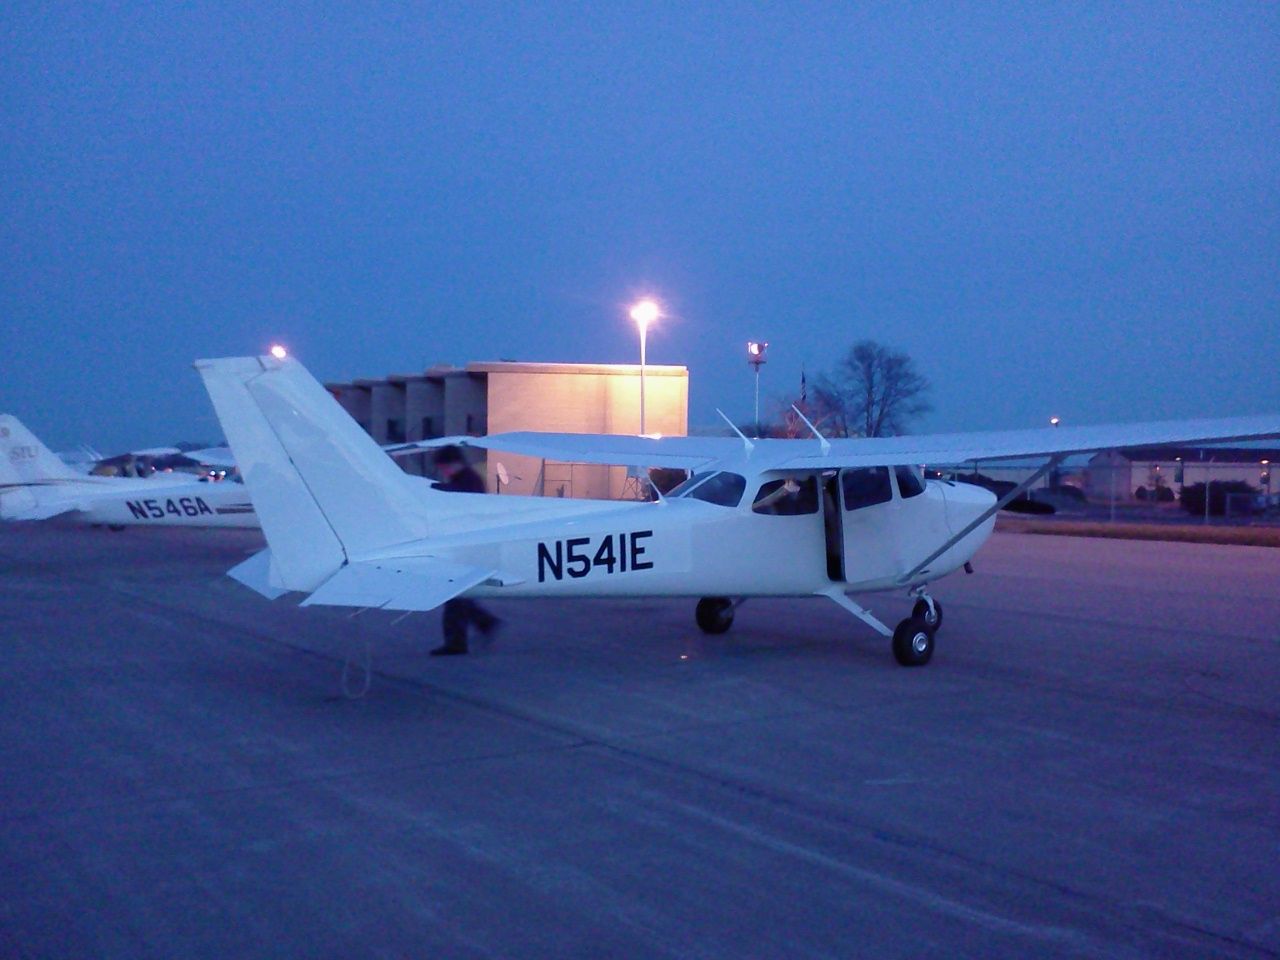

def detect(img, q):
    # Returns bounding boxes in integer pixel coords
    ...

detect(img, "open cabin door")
[836,466,902,586]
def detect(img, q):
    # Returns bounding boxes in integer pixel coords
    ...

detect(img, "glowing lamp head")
[630,299,660,329]
[269,344,288,360]
[1049,416,1060,427]
[747,340,768,363]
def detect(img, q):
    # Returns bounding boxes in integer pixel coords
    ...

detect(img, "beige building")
[326,361,688,498]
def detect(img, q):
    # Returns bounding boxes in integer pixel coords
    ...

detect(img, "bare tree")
[812,340,931,437]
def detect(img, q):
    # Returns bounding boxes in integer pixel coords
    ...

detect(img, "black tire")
[892,616,935,667]
[107,525,126,532]
[695,597,734,634]
[912,598,942,630]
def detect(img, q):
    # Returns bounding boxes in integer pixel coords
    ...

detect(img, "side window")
[895,465,925,499]
[842,467,892,511]
[752,477,819,515]
[687,472,746,507]
[670,471,714,498]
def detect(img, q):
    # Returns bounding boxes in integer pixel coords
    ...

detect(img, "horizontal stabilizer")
[300,556,497,612]
[228,548,289,600]
[9,501,81,521]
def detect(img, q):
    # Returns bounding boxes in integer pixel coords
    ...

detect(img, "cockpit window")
[842,466,892,511]
[752,477,819,515]
[895,465,925,499]
[685,471,746,507]
[668,471,713,498]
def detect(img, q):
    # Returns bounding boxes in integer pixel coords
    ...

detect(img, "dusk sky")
[3,3,1277,451]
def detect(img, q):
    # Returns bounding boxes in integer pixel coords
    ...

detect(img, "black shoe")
[429,644,468,657]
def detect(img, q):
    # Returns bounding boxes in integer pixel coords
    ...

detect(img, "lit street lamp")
[1048,417,1060,487]
[630,300,659,435]
[747,341,768,436]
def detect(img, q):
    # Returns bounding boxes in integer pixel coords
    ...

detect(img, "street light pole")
[639,321,647,435]
[629,300,659,435]
[747,341,768,437]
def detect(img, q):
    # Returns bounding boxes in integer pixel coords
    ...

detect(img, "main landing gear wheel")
[695,597,735,634]
[892,617,935,667]
[912,598,942,630]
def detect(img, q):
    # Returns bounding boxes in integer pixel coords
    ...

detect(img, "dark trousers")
[442,598,495,651]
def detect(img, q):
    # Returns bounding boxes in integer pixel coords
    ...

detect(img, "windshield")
[685,472,746,507]
[895,465,925,498]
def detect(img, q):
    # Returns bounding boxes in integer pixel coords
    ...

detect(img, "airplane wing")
[393,433,744,470]
[184,446,238,468]
[381,436,477,459]
[207,437,473,466]
[404,413,1280,472]
[774,413,1280,469]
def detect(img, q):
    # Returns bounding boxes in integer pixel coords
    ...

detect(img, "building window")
[421,416,437,439]
[386,419,406,443]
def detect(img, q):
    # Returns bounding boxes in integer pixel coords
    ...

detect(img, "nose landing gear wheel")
[695,597,735,634]
[912,598,942,630]
[892,616,935,667]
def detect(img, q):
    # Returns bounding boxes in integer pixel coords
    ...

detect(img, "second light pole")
[747,341,768,437]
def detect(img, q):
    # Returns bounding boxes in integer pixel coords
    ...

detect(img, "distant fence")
[944,461,1278,526]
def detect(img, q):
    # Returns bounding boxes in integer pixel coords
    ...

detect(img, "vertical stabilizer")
[196,356,434,592]
[0,415,80,485]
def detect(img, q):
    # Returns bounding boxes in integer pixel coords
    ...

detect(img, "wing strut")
[897,455,1065,586]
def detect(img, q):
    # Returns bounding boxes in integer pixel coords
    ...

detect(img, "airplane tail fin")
[0,415,80,485]
[195,355,438,592]
[0,415,83,518]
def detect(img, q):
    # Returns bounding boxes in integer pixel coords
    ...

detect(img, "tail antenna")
[791,405,831,455]
[715,409,755,455]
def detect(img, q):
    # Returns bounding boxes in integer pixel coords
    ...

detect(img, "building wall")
[368,382,406,444]
[401,377,446,476]
[482,363,687,498]
[444,373,488,437]
[1085,450,1274,501]
[332,385,372,432]
[328,361,689,498]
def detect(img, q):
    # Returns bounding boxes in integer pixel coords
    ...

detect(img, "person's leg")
[471,601,499,634]
[434,599,470,654]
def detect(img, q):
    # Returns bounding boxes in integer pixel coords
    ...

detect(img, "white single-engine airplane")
[197,354,1279,667]
[0,415,257,528]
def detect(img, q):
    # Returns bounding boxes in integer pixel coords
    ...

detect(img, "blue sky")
[3,2,1277,451]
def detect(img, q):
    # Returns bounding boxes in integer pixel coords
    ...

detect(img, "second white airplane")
[0,415,257,529]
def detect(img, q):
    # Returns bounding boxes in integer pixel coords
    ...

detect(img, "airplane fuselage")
[365,476,997,600]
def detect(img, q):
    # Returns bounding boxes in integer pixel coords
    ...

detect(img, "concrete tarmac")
[0,523,1276,959]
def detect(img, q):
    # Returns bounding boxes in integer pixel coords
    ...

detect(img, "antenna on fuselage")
[791,405,831,456]
[716,409,755,455]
